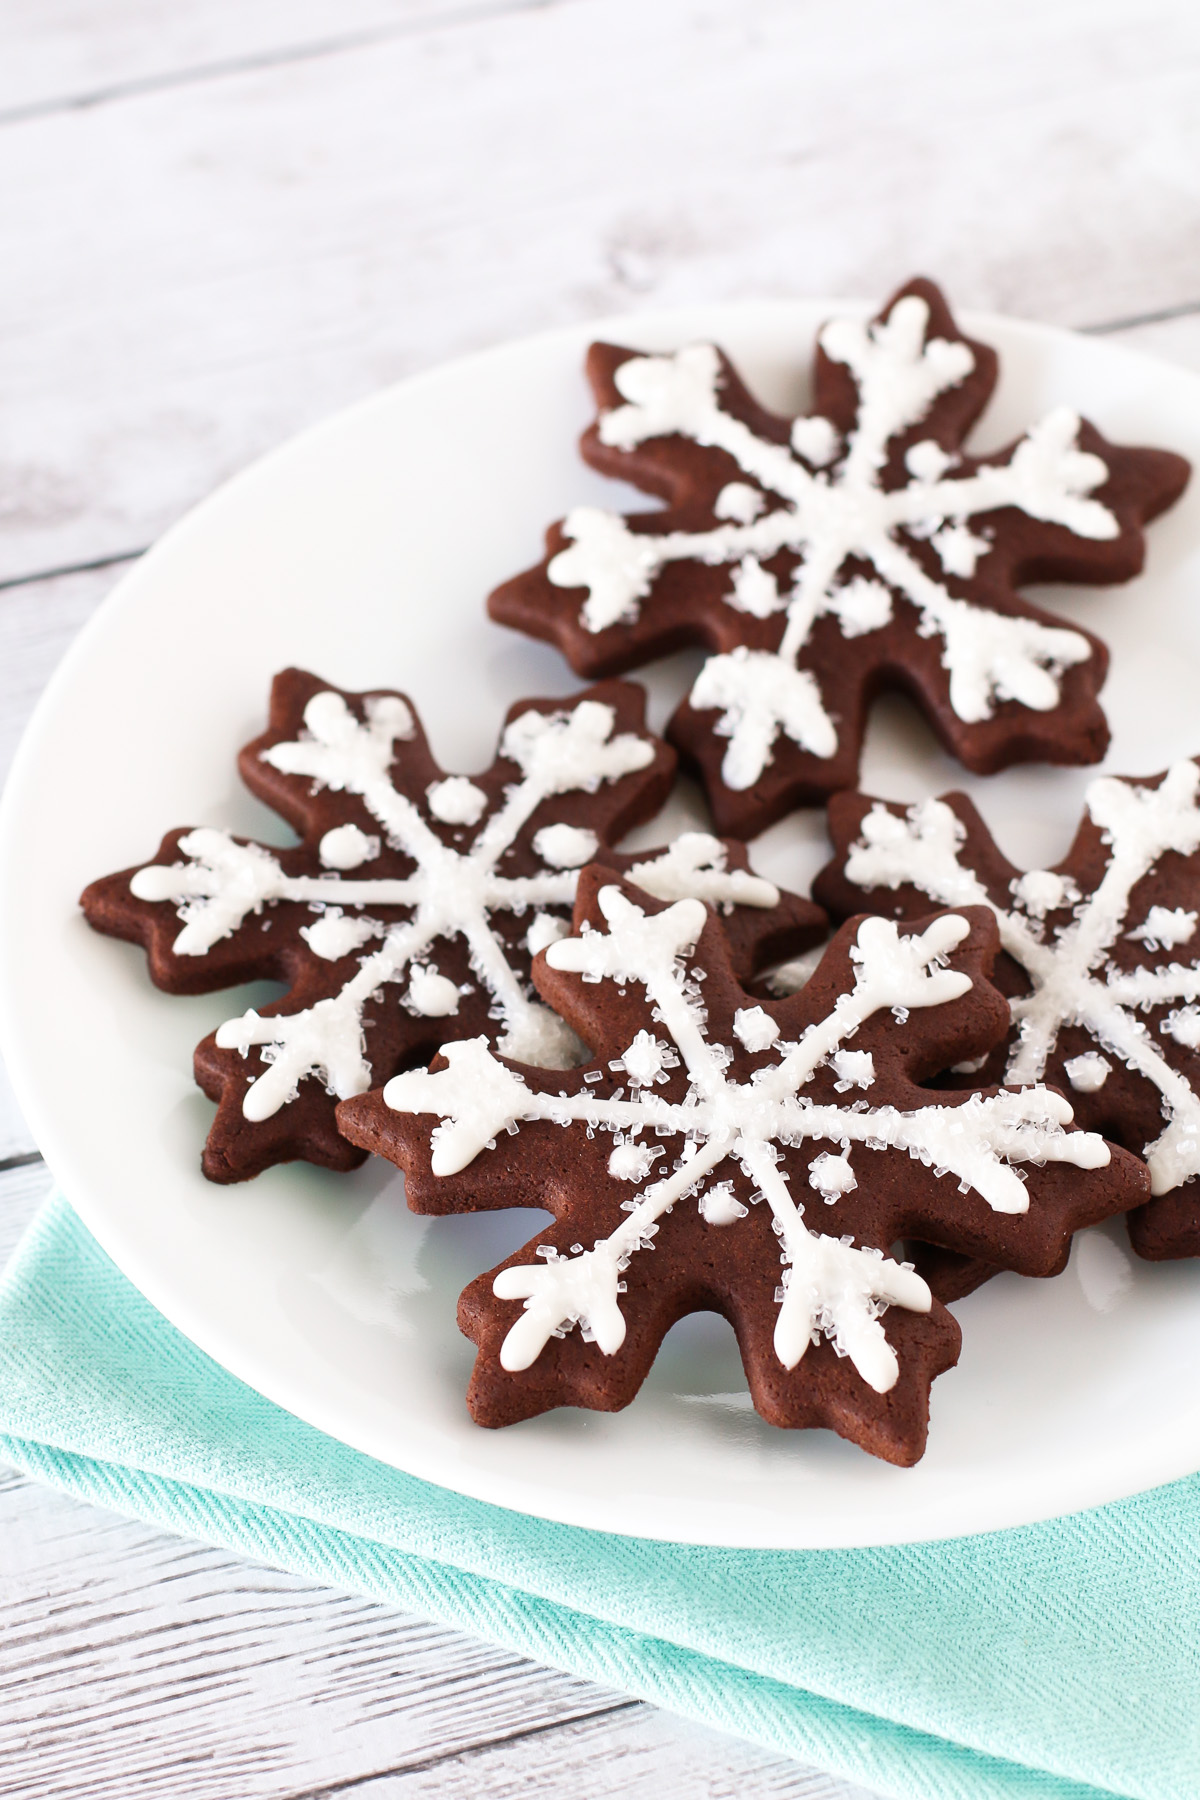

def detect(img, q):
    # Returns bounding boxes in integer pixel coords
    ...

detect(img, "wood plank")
[365,1706,871,1798]
[0,1156,50,1265]
[1,0,1199,583]
[0,1469,620,1800]
[0,1069,36,1168]
[0,1143,871,1800]
[2,12,1196,1794]
[0,0,547,119]
[0,1467,868,1800]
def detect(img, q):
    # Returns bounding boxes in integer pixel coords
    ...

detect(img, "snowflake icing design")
[489,278,1187,834]
[82,670,818,1183]
[818,759,1200,1259]
[339,869,1143,1462]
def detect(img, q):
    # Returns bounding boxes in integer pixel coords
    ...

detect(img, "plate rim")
[3,294,1199,1549]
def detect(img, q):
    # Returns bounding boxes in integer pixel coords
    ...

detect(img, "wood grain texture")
[0,1157,49,1264]
[1,0,1199,582]
[3,2,1199,1793]
[0,0,557,119]
[0,1456,871,1800]
[0,1150,875,1797]
[340,1708,863,1798]
[0,1074,36,1167]
[0,1473,612,1800]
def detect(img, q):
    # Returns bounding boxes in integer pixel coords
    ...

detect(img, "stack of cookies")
[82,280,1197,1465]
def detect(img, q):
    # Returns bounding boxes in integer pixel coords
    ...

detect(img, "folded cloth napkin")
[2,1194,1198,1800]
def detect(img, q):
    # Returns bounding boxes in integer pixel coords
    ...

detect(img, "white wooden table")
[2,3,1199,1791]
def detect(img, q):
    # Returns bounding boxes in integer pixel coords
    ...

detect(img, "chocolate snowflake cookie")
[339,869,1146,1463]
[82,670,820,1182]
[817,758,1200,1261]
[490,278,1187,835]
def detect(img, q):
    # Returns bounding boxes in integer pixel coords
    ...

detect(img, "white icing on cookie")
[548,295,1114,791]
[300,909,383,962]
[608,1141,659,1182]
[714,482,766,523]
[1010,868,1079,919]
[790,415,840,467]
[690,649,837,786]
[426,777,488,826]
[844,761,1200,1194]
[830,1049,875,1090]
[808,1151,857,1203]
[1164,1007,1200,1051]
[131,832,287,955]
[132,693,787,1126]
[626,833,779,911]
[726,554,785,619]
[134,694,657,1116]
[385,895,1107,1394]
[1064,1052,1111,1093]
[406,967,461,1018]
[698,1181,747,1225]
[526,914,570,957]
[733,1006,779,1053]
[616,1029,675,1089]
[1127,906,1196,951]
[319,824,380,870]
[531,823,599,868]
[931,523,990,578]
[905,440,953,482]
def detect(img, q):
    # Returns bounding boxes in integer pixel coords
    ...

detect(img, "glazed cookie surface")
[490,277,1189,835]
[82,670,821,1182]
[339,869,1147,1465]
[817,760,1200,1261]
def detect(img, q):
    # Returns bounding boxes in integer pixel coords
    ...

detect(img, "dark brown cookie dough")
[489,277,1188,836]
[339,870,1146,1465]
[81,670,822,1183]
[816,761,1200,1261]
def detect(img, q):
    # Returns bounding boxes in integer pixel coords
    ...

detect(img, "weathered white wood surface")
[0,0,549,120]
[3,0,1200,583]
[2,0,1199,1793]
[0,1160,868,1799]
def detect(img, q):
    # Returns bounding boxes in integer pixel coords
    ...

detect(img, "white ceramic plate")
[3,300,1200,1549]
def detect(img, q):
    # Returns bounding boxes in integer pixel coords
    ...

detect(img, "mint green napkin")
[2,1194,1198,1800]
